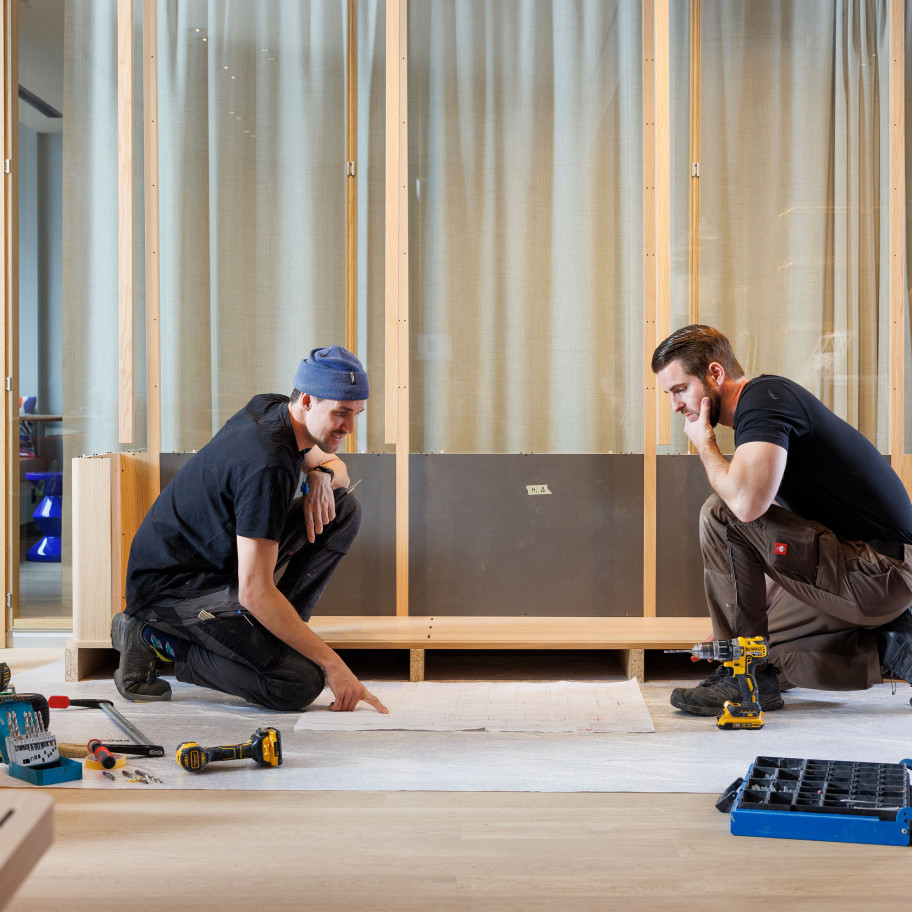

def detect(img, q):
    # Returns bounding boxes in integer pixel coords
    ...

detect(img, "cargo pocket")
[172,588,244,629]
[767,521,823,588]
[813,531,842,596]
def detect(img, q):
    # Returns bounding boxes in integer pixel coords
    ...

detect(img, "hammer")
[48,696,165,757]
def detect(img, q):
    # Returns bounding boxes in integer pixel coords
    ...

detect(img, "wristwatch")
[313,464,335,482]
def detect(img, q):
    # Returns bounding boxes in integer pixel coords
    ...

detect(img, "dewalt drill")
[668,636,769,730]
[176,727,282,773]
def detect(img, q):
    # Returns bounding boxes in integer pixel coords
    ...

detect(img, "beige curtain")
[904,0,912,450]
[62,0,387,458]
[690,0,890,453]
[408,1,893,456]
[62,0,899,461]
[63,0,146,461]
[157,0,387,452]
[408,0,644,454]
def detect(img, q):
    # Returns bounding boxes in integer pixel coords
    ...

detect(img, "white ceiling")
[18,0,65,134]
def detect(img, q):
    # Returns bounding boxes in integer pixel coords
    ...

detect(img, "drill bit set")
[0,702,82,785]
[4,709,59,769]
[0,660,82,784]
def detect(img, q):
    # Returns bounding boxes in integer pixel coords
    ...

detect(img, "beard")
[702,383,722,427]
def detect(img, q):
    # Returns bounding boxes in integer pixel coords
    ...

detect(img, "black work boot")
[111,612,172,702]
[670,664,784,716]
[878,607,912,684]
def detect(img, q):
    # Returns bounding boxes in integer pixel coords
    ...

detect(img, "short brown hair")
[290,390,323,404]
[651,324,744,380]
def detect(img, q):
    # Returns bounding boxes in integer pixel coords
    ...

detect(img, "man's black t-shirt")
[126,394,306,612]
[733,375,912,544]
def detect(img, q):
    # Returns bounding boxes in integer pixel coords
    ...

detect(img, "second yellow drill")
[675,636,770,729]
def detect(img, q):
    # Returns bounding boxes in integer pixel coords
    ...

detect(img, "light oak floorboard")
[15,790,912,912]
[4,650,909,911]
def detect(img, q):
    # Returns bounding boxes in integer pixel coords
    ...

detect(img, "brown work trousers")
[700,494,912,691]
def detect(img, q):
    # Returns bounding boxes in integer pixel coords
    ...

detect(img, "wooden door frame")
[1,0,17,649]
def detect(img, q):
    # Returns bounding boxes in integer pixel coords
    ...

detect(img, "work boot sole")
[111,613,172,702]
[670,688,784,716]
[113,668,172,702]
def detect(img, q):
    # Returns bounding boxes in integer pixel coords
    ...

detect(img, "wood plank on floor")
[14,789,911,912]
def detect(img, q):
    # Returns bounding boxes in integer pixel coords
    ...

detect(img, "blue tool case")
[727,755,912,846]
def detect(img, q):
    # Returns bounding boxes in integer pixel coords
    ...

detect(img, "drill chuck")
[690,639,740,662]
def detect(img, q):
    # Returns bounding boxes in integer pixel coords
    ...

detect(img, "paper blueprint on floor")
[294,679,655,733]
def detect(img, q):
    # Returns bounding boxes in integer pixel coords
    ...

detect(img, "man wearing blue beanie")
[112,346,388,715]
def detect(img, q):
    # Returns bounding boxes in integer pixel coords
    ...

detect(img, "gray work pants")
[699,493,912,690]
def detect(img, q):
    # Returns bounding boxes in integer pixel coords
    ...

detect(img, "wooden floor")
[4,649,911,911]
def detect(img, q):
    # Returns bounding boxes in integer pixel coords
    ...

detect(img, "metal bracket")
[692,161,700,179]
[346,161,356,177]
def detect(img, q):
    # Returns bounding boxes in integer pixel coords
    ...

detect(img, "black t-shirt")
[734,375,912,544]
[126,394,306,611]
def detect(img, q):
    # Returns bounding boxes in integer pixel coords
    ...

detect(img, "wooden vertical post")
[643,1,656,620]
[345,0,358,453]
[889,0,909,493]
[0,1,6,648]
[0,0,17,644]
[689,0,701,326]
[655,0,671,448]
[142,0,161,498]
[384,1,401,447]
[118,0,134,444]
[643,0,668,619]
[386,0,409,616]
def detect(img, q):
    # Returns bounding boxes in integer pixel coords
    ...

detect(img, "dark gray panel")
[160,452,192,488]
[157,453,647,618]
[656,455,712,617]
[408,455,643,617]
[318,454,396,616]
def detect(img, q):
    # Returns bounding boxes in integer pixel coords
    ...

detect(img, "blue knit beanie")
[293,346,369,400]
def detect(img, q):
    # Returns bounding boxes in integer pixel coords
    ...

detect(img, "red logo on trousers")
[774,542,788,556]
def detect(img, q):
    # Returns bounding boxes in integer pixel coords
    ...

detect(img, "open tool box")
[725,756,912,846]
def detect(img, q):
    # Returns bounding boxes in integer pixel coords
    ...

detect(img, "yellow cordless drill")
[176,727,282,773]
[670,636,769,730]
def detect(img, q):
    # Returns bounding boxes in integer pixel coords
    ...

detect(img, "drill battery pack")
[721,755,912,847]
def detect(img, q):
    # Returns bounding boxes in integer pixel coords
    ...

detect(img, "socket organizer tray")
[728,755,912,846]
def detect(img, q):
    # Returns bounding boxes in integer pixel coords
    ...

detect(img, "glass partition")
[669,0,692,348]
[156,0,384,453]
[18,0,67,621]
[692,0,891,455]
[904,0,912,453]
[408,0,644,454]
[61,1,386,462]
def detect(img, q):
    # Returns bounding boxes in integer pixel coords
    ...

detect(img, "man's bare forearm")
[692,432,732,499]
[241,581,344,673]
[308,455,350,490]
